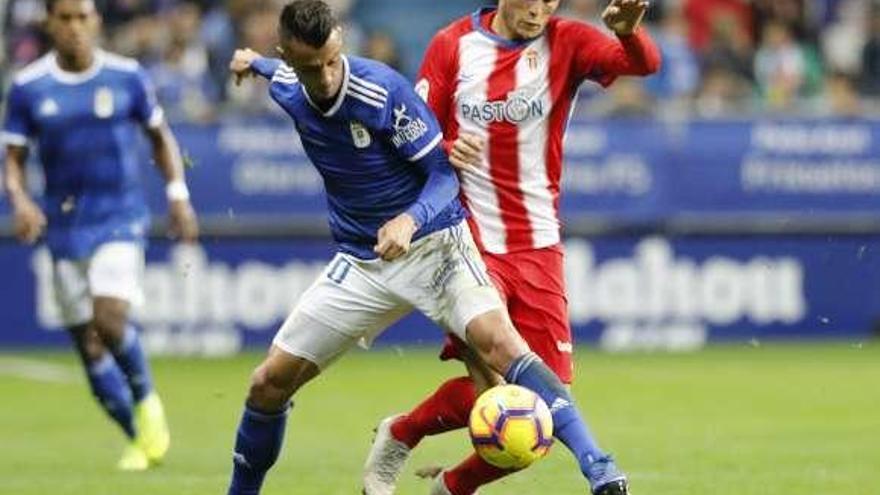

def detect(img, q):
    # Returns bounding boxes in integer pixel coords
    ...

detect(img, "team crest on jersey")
[350,121,372,148]
[525,49,539,72]
[39,98,59,117]
[391,104,429,148]
[94,87,114,118]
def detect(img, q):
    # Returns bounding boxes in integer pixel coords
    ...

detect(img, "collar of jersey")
[301,54,350,118]
[471,7,538,49]
[49,49,105,85]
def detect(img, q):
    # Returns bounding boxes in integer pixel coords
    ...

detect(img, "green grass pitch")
[1,343,878,494]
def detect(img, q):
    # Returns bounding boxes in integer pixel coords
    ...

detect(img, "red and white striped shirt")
[417,7,660,254]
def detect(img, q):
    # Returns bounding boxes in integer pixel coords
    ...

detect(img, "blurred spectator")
[695,66,754,117]
[146,1,220,122]
[3,0,48,68]
[684,0,752,54]
[645,7,700,103]
[5,0,880,121]
[225,2,284,116]
[592,78,655,118]
[110,14,163,60]
[821,0,869,75]
[752,0,816,46]
[754,21,822,111]
[817,71,862,117]
[95,0,164,30]
[702,9,755,85]
[199,0,245,100]
[363,32,402,71]
[860,4,880,96]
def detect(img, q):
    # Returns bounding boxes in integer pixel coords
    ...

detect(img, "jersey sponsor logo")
[391,103,429,148]
[94,87,114,118]
[38,98,59,117]
[350,121,372,148]
[415,78,430,102]
[460,89,544,125]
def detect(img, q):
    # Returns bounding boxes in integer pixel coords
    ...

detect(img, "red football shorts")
[440,243,574,384]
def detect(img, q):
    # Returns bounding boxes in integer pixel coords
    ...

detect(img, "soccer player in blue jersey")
[225,1,628,494]
[1,0,198,471]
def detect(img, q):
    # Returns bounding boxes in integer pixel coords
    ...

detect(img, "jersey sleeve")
[1,83,34,147]
[131,65,165,129]
[416,30,458,133]
[382,75,444,163]
[252,57,284,80]
[568,22,661,87]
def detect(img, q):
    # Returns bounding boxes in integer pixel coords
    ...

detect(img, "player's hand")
[230,48,261,86]
[602,0,650,36]
[374,213,418,261]
[168,199,199,243]
[12,197,46,245]
[448,133,484,170]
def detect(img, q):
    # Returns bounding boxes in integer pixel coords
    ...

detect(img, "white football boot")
[362,415,411,495]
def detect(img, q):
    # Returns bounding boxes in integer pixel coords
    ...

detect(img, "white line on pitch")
[0,357,82,384]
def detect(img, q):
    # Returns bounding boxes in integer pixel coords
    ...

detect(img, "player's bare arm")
[4,144,46,244]
[374,212,418,261]
[230,48,263,86]
[145,123,199,242]
[448,133,485,170]
[602,0,649,35]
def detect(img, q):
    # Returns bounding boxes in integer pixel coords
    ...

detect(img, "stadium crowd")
[2,0,879,120]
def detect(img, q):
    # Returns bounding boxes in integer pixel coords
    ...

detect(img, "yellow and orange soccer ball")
[468,384,554,470]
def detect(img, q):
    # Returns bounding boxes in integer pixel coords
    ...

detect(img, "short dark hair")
[279,0,339,48]
[45,0,93,14]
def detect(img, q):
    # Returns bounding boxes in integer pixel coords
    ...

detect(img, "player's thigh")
[391,222,504,341]
[87,241,145,308]
[437,254,513,362]
[273,254,411,371]
[52,257,92,328]
[507,248,574,383]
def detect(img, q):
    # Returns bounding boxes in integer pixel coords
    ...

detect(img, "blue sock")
[85,354,136,439]
[228,404,290,495]
[111,324,154,403]
[505,352,606,479]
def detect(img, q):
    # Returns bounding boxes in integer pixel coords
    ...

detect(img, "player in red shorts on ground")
[362,1,660,494]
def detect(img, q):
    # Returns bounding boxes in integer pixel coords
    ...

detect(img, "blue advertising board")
[3,117,879,226]
[2,235,876,354]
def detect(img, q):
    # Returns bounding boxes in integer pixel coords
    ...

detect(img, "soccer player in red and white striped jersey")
[363,2,659,494]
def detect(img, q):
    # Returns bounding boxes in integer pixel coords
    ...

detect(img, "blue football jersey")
[1,50,164,259]
[252,55,466,259]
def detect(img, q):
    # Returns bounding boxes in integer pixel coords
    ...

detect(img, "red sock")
[443,453,514,495]
[390,376,476,448]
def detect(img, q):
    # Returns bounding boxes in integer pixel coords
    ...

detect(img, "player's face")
[46,0,101,60]
[278,28,345,101]
[498,0,560,40]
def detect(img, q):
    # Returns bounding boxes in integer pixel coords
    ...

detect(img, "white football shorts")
[272,221,503,369]
[52,241,145,327]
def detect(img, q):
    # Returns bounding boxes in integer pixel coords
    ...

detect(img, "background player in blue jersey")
[1,0,198,471]
[225,2,630,494]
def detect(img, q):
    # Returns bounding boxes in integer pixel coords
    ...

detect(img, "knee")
[247,365,297,412]
[70,326,106,363]
[466,312,529,374]
[91,304,128,346]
